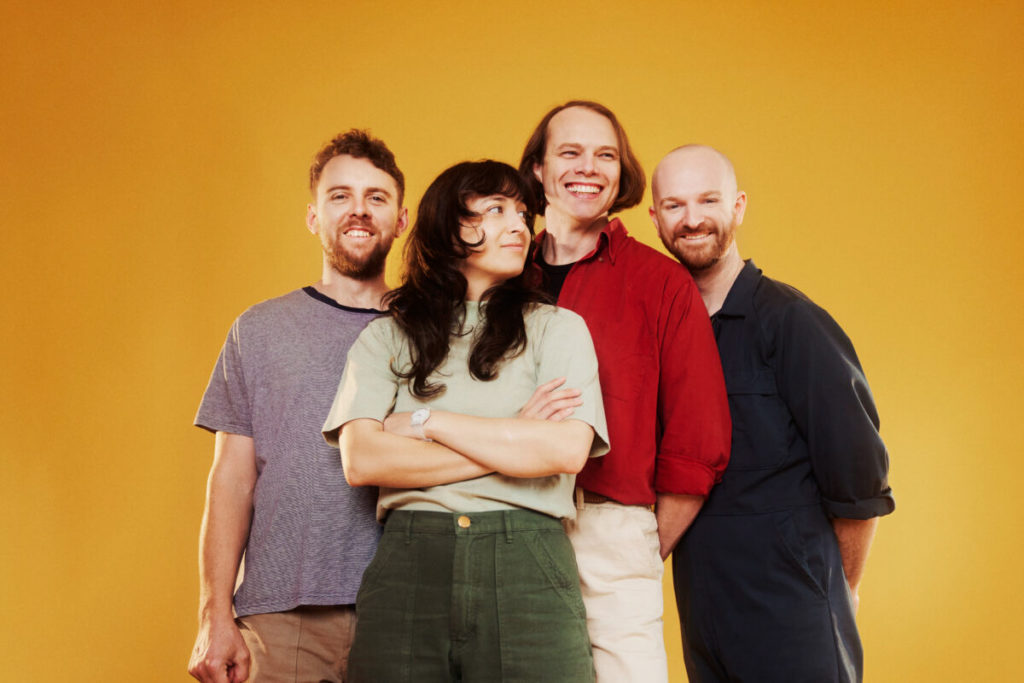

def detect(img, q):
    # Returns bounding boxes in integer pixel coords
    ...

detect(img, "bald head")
[652,145,739,203]
[649,144,747,275]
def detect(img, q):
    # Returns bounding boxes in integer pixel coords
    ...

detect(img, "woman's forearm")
[423,412,595,478]
[341,419,493,488]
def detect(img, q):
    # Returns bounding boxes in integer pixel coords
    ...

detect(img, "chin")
[569,207,608,224]
[685,256,721,272]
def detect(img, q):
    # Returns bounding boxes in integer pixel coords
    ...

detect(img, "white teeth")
[567,184,600,194]
[346,229,371,237]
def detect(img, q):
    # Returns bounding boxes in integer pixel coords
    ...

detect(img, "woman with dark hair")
[323,160,608,682]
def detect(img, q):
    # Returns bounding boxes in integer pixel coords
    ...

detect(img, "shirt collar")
[716,259,761,318]
[534,217,626,264]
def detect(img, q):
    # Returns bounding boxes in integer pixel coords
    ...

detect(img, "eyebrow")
[325,185,393,197]
[554,142,619,152]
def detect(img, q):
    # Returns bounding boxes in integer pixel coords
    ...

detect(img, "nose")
[576,152,597,175]
[509,213,527,234]
[682,208,704,229]
[351,195,369,217]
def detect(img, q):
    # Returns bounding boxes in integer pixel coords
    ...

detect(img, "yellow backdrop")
[2,0,1021,680]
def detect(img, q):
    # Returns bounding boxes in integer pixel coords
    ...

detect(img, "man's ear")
[733,191,748,226]
[306,204,318,235]
[396,207,410,237]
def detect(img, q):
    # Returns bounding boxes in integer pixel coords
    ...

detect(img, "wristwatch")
[410,408,431,441]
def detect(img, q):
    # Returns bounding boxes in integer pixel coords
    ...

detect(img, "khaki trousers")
[237,605,357,682]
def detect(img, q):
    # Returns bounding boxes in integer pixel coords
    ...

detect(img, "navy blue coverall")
[673,261,895,683]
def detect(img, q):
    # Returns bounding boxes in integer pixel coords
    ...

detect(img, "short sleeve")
[777,301,894,519]
[535,308,609,457]
[195,319,253,437]
[322,319,401,446]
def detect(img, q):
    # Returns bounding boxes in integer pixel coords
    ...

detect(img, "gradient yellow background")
[2,1,1021,680]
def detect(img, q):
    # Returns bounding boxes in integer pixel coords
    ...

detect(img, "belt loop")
[575,486,585,510]
[405,513,413,545]
[504,510,513,543]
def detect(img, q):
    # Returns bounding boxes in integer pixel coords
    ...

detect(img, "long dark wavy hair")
[386,160,549,399]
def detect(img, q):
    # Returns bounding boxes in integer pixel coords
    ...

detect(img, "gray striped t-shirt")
[196,287,382,617]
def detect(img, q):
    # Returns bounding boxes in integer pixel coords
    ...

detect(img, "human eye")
[330,191,348,201]
[560,149,578,158]
[703,197,719,204]
[486,204,503,214]
[369,194,387,203]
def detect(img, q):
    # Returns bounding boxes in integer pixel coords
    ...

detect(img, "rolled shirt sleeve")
[654,275,732,496]
[777,299,894,519]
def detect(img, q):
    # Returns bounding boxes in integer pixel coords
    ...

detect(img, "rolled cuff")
[822,490,896,520]
[654,457,722,497]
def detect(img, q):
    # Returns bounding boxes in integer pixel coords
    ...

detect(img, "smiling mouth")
[566,183,601,196]
[344,228,373,238]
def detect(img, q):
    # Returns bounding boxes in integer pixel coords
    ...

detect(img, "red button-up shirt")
[539,219,731,504]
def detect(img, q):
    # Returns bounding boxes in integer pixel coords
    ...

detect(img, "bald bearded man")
[650,145,895,682]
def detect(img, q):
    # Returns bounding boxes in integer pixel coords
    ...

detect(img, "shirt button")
[457,515,471,528]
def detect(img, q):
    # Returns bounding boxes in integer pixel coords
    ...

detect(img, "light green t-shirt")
[323,302,608,521]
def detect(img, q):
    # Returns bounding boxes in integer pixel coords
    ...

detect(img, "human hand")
[188,616,250,683]
[518,377,583,421]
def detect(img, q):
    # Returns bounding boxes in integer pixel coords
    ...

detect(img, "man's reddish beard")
[667,216,737,272]
[324,225,393,281]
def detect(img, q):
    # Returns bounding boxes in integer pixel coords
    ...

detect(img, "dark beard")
[325,242,389,281]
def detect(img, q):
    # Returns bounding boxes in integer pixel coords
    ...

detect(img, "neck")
[691,245,744,316]
[464,273,504,302]
[541,212,609,265]
[314,262,390,310]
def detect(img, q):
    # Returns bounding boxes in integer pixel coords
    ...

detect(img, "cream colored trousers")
[564,497,669,683]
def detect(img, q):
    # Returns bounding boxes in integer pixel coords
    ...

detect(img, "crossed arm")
[341,377,591,488]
